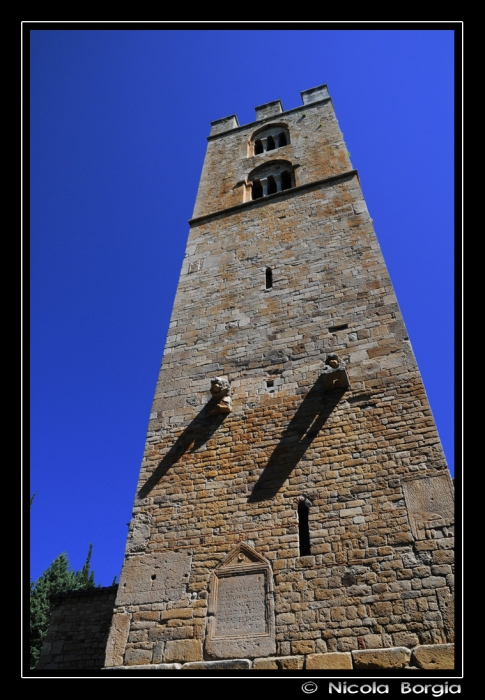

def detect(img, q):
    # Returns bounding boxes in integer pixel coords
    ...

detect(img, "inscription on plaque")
[215,573,266,637]
[205,543,276,660]
[402,473,454,540]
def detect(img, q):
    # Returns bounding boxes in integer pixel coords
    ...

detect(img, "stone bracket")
[322,368,350,391]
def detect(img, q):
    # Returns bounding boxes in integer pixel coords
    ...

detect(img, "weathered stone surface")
[437,588,454,642]
[125,512,152,554]
[183,659,251,670]
[104,613,131,668]
[116,551,191,606]
[392,632,420,648]
[253,658,279,670]
[352,647,411,669]
[164,639,203,664]
[280,656,304,670]
[124,647,153,666]
[253,655,303,670]
[412,644,454,670]
[291,641,315,656]
[306,652,352,670]
[402,473,454,540]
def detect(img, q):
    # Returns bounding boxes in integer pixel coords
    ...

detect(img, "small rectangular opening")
[328,323,348,332]
[298,501,311,556]
[266,380,274,388]
[265,267,273,289]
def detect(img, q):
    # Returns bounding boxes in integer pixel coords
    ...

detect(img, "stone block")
[183,659,251,670]
[422,576,446,589]
[116,551,191,606]
[362,634,383,649]
[392,632,420,648]
[254,655,304,669]
[164,639,203,663]
[291,641,314,656]
[402,473,454,541]
[104,613,131,668]
[279,655,304,670]
[412,644,454,670]
[437,588,454,642]
[124,647,153,666]
[306,652,352,670]
[253,657,279,669]
[352,647,411,669]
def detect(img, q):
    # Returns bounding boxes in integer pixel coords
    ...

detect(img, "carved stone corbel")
[209,377,232,415]
[321,353,350,391]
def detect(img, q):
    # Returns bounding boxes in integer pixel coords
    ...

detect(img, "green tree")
[30,545,96,669]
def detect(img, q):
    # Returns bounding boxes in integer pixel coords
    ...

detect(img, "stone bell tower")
[104,85,454,672]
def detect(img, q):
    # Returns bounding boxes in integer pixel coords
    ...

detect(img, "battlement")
[209,84,331,137]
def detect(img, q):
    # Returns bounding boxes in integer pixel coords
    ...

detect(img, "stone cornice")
[188,169,359,227]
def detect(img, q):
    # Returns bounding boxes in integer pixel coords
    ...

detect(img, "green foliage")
[30,545,96,669]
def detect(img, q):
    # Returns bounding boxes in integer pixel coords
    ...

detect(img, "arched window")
[249,124,290,156]
[245,160,296,201]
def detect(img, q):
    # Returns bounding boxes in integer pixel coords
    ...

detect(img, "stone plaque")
[205,543,275,660]
[188,259,203,273]
[402,473,454,540]
[214,572,266,637]
[115,551,191,606]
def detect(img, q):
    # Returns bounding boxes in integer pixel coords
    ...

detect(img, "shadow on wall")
[248,375,345,502]
[137,400,228,499]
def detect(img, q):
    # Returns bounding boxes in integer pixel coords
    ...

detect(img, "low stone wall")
[36,586,118,670]
[105,643,454,671]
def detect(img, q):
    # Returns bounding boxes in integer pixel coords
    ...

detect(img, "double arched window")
[245,160,295,201]
[249,124,290,157]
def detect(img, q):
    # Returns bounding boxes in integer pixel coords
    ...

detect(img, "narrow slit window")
[265,267,273,289]
[267,135,275,151]
[298,500,311,556]
[254,140,264,155]
[279,131,288,147]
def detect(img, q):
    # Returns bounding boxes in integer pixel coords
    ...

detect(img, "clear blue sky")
[29,27,456,587]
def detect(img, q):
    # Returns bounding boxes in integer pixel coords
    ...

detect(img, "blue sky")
[29,27,456,587]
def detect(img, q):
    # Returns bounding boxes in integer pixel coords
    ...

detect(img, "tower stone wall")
[104,85,454,671]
